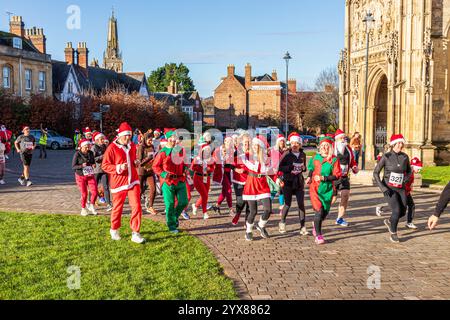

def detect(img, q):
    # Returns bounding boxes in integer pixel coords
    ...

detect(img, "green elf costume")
[307,136,342,244]
[152,130,189,233]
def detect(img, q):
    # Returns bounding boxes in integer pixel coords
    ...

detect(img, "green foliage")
[422,166,450,186]
[148,63,195,93]
[0,212,237,300]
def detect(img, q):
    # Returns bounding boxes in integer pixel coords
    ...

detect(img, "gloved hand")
[383,189,393,198]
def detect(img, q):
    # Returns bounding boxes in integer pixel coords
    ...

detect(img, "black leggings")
[314,207,329,236]
[385,189,407,233]
[39,144,47,158]
[436,182,450,217]
[234,183,250,218]
[247,198,272,225]
[95,173,111,205]
[406,194,415,224]
[281,185,305,227]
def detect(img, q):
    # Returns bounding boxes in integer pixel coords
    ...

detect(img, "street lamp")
[283,51,292,138]
[229,94,232,127]
[361,11,375,171]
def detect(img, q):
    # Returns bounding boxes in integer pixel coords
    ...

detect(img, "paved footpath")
[1,150,450,300]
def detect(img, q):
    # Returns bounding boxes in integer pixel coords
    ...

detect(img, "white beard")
[336,142,347,155]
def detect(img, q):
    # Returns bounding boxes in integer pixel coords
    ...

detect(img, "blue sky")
[0,0,345,97]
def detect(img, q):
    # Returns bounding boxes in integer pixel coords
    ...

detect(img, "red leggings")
[75,174,98,208]
[193,175,211,214]
[217,172,233,208]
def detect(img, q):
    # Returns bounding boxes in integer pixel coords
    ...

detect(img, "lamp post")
[361,11,375,171]
[283,52,292,138]
[229,94,232,127]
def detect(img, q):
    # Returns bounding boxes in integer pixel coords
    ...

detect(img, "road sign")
[100,105,110,113]
[92,112,102,121]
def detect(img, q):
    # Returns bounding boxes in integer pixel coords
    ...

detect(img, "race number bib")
[340,165,349,175]
[24,142,34,150]
[186,174,194,186]
[0,155,5,163]
[388,172,404,188]
[292,163,303,174]
[82,166,94,177]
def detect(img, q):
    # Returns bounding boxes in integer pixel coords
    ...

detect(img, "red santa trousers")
[111,184,142,233]
[193,175,211,214]
[75,174,98,208]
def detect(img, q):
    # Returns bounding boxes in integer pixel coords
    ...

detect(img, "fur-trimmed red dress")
[241,155,271,201]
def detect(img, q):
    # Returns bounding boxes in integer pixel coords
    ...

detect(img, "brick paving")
[1,150,450,300]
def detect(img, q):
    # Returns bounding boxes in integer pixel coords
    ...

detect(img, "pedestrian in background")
[39,124,48,159]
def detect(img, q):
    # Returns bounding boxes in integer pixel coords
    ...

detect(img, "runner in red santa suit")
[102,122,145,244]
[211,135,235,216]
[242,135,273,241]
[0,125,12,157]
[231,132,251,225]
[83,127,93,142]
[333,129,359,227]
[191,136,216,220]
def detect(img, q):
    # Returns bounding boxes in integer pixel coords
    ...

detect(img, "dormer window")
[13,37,23,50]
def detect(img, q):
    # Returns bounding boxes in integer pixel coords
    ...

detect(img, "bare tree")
[314,67,339,129]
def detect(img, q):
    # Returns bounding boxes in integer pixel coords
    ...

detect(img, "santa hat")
[252,135,269,149]
[117,122,133,137]
[154,129,162,135]
[75,129,80,133]
[78,139,91,148]
[92,132,105,141]
[288,132,303,145]
[319,136,334,146]
[334,129,346,140]
[83,127,92,135]
[164,128,177,135]
[390,134,406,146]
[276,134,286,144]
[160,138,168,147]
[203,132,212,143]
[411,157,423,170]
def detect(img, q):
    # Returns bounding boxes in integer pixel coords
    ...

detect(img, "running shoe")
[390,233,400,243]
[110,229,121,241]
[106,204,113,212]
[98,197,106,205]
[228,208,235,217]
[207,204,213,211]
[192,204,198,216]
[406,223,418,230]
[18,178,25,186]
[87,204,98,216]
[300,227,309,236]
[256,225,270,239]
[336,218,349,227]
[170,229,180,235]
[0,180,5,185]
[26,180,33,187]
[146,207,158,216]
[203,213,209,220]
[279,222,287,234]
[376,207,384,217]
[315,235,326,245]
[131,232,145,244]
[80,208,89,217]
[232,213,241,226]
[181,211,190,220]
[212,205,221,215]
[384,219,395,234]
[245,232,253,241]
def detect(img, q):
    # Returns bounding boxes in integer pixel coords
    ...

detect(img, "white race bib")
[340,164,349,175]
[388,172,404,188]
[0,155,5,163]
[293,163,303,174]
[82,166,94,177]
[24,142,34,150]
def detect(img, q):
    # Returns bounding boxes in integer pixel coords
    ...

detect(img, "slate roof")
[152,91,201,107]
[0,31,39,52]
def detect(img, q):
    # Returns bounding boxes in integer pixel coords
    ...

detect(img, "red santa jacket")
[242,155,271,201]
[231,150,249,185]
[152,146,187,186]
[212,145,234,184]
[102,141,140,194]
[405,172,415,196]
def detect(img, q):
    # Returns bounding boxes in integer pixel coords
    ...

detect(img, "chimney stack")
[227,64,235,77]
[272,70,278,81]
[77,42,89,74]
[65,42,75,65]
[245,63,252,89]
[25,27,47,54]
[10,16,25,38]
[288,79,297,93]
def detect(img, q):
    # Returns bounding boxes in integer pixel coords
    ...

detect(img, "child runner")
[373,134,412,243]
[72,139,98,216]
[278,133,308,235]
[15,126,36,187]
[91,131,112,212]
[307,136,342,245]
[242,135,273,241]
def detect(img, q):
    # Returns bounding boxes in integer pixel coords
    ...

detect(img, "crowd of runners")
[0,123,449,245]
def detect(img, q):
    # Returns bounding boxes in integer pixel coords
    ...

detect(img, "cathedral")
[339,0,450,167]
[103,9,123,73]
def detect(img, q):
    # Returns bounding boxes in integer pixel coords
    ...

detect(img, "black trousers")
[406,194,415,224]
[95,173,111,205]
[39,144,47,158]
[281,184,306,228]
[234,183,250,219]
[314,207,329,236]
[247,198,272,225]
[436,182,450,217]
[385,189,407,233]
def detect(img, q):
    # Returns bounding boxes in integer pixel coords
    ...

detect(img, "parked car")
[29,129,74,150]
[301,135,317,147]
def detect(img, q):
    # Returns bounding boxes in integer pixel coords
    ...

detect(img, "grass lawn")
[422,166,450,186]
[0,212,237,300]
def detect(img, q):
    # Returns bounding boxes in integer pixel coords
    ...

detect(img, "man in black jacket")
[428,182,450,230]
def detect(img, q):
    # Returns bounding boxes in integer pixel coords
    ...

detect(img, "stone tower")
[103,9,123,73]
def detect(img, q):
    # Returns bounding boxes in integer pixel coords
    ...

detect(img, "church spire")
[103,8,123,73]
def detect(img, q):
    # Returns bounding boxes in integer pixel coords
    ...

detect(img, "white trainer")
[0,180,5,185]
[18,178,25,186]
[203,213,209,220]
[192,204,198,216]
[131,232,145,244]
[26,180,33,187]
[300,227,309,236]
[110,229,121,241]
[376,207,383,217]
[87,204,98,216]
[80,208,89,216]
[406,223,418,230]
[279,222,286,234]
